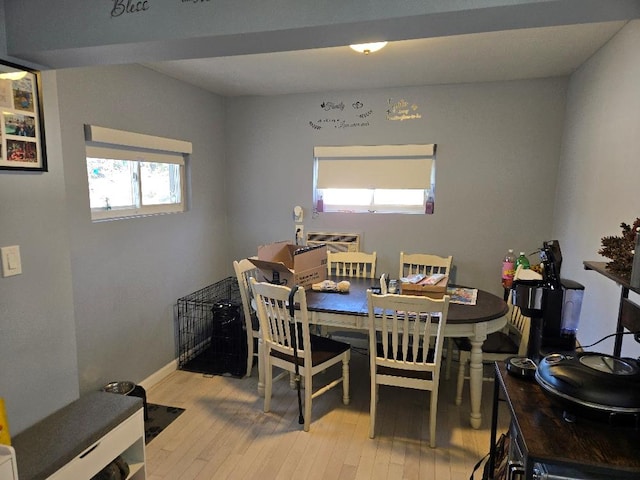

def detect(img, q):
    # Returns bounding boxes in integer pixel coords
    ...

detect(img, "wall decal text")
[321,101,345,111]
[310,99,372,130]
[387,97,422,121]
[111,0,150,17]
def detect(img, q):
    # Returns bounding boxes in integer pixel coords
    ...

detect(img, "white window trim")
[85,125,191,222]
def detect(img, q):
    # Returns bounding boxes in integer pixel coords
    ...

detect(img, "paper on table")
[446,287,478,305]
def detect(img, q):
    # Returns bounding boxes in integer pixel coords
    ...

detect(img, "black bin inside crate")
[176,277,248,377]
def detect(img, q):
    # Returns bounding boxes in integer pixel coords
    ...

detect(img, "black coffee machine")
[513,240,584,361]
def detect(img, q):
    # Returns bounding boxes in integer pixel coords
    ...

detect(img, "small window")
[313,144,436,214]
[84,125,191,221]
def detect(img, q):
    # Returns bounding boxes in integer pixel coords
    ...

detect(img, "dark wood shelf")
[583,261,640,356]
[583,261,640,295]
[490,361,640,479]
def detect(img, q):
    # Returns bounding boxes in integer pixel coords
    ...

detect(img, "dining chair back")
[250,278,351,432]
[454,295,530,405]
[327,251,377,278]
[399,252,453,280]
[398,252,454,379]
[367,290,450,447]
[233,258,261,377]
[325,250,377,347]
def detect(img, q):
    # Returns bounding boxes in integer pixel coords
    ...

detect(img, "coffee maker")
[513,240,584,361]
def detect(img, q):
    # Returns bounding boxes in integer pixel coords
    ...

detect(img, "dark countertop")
[495,361,640,476]
[305,276,508,324]
[12,391,142,480]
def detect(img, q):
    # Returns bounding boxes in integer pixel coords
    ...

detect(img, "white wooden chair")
[398,253,458,378]
[454,296,530,406]
[327,251,377,278]
[326,251,377,346]
[399,252,452,280]
[367,290,451,447]
[250,278,350,432]
[233,259,261,377]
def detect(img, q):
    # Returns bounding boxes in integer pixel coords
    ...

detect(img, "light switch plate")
[1,245,22,277]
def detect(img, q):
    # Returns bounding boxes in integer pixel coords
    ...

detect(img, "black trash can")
[209,301,247,377]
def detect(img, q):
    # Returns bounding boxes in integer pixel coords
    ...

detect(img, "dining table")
[256,276,508,429]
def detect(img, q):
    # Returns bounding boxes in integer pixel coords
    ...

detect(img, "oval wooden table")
[256,276,508,429]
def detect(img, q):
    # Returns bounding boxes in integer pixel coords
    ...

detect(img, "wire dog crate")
[175,277,247,377]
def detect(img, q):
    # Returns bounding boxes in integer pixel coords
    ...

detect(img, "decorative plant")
[599,218,640,277]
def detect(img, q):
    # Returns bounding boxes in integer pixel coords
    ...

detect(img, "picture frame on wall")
[0,59,47,172]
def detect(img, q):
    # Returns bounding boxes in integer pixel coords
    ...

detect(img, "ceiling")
[143,21,626,97]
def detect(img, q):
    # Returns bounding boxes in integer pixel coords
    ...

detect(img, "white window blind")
[313,144,437,214]
[314,144,435,190]
[84,125,192,154]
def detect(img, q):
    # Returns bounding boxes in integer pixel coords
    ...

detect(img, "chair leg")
[429,385,439,448]
[342,355,350,405]
[455,351,469,406]
[264,360,273,413]
[445,338,454,380]
[246,332,254,378]
[258,338,265,397]
[369,378,377,439]
[303,373,312,432]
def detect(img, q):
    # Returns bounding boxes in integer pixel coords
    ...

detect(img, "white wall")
[0,72,80,433]
[0,61,229,434]
[553,19,640,357]
[55,64,230,395]
[0,0,79,437]
[225,78,568,295]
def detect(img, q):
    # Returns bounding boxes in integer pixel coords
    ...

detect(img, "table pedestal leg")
[469,336,485,429]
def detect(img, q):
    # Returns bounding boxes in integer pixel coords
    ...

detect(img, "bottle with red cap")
[502,249,516,289]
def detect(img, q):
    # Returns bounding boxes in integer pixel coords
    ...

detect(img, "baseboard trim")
[139,359,178,391]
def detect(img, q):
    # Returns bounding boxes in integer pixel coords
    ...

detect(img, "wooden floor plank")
[144,352,508,479]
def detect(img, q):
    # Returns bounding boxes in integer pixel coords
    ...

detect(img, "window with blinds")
[313,144,437,214]
[84,125,192,221]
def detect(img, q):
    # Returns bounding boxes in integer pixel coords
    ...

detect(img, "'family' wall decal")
[310,97,424,130]
[310,99,372,130]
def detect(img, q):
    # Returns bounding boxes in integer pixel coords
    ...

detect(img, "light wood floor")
[144,350,510,480]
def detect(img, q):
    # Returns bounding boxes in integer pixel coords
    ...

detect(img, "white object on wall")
[1,246,22,278]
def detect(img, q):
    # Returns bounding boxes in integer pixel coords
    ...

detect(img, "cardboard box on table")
[249,241,327,290]
[400,276,449,299]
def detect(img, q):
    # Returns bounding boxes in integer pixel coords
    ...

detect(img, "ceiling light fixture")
[349,42,388,55]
